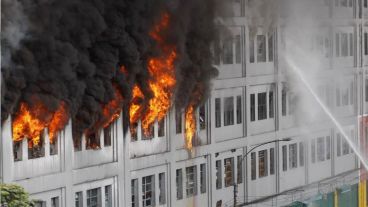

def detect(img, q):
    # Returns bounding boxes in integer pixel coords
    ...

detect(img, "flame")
[48,102,68,144]
[185,104,196,151]
[101,86,123,128]
[128,12,177,137]
[12,100,69,147]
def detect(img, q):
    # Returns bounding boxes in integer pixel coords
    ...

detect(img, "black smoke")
[1,0,221,137]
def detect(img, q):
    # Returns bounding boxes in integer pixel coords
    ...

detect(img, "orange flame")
[185,104,196,151]
[128,12,177,137]
[100,85,124,129]
[12,100,69,147]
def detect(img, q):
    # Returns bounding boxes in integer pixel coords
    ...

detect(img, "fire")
[129,12,177,136]
[101,86,123,128]
[12,100,69,147]
[185,104,196,151]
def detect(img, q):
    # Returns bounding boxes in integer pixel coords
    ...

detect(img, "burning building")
[1,0,368,207]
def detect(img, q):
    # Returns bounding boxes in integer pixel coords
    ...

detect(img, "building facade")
[1,0,368,207]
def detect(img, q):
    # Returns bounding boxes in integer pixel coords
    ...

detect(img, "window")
[235,35,241,63]
[200,164,206,193]
[336,33,340,57]
[51,197,59,207]
[237,155,243,183]
[142,125,154,140]
[33,201,46,207]
[236,96,242,124]
[365,0,368,7]
[86,131,101,150]
[158,119,165,137]
[269,90,274,118]
[336,87,341,107]
[104,124,112,147]
[175,108,182,134]
[257,35,266,62]
[87,188,101,207]
[258,93,267,120]
[199,105,206,130]
[176,169,183,200]
[326,136,331,160]
[317,137,325,162]
[281,146,287,171]
[349,33,353,56]
[365,79,368,102]
[251,152,256,180]
[215,98,221,127]
[270,148,275,175]
[341,33,348,57]
[299,142,304,167]
[75,192,83,207]
[337,133,341,156]
[159,173,166,204]
[131,179,138,207]
[258,150,268,177]
[289,144,297,169]
[282,86,287,116]
[250,94,255,121]
[250,35,255,63]
[311,139,316,163]
[365,33,368,55]
[268,33,273,61]
[223,37,233,64]
[224,97,234,126]
[105,185,112,207]
[216,160,222,189]
[186,166,197,197]
[28,131,45,159]
[342,137,350,155]
[50,137,58,155]
[13,141,22,161]
[142,175,155,207]
[224,158,234,186]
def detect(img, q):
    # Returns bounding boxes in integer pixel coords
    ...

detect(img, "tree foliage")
[0,183,34,207]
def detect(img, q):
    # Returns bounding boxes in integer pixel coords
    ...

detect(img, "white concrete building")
[1,0,368,207]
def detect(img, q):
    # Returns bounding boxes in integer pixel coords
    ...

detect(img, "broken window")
[142,125,154,140]
[257,35,266,62]
[13,141,22,161]
[86,131,101,150]
[224,97,234,126]
[130,122,138,141]
[223,37,233,64]
[28,130,45,159]
[258,92,267,120]
[158,119,165,137]
[175,108,182,134]
[199,105,206,130]
[50,137,58,155]
[258,150,268,177]
[104,124,112,147]
[224,157,234,187]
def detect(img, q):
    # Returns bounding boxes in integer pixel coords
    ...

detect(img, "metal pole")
[233,138,292,206]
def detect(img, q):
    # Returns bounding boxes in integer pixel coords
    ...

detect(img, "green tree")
[0,183,34,207]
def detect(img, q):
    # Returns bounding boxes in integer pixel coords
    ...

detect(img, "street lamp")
[233,138,292,207]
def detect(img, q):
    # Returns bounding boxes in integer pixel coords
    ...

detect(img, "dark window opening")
[236,96,242,124]
[250,94,255,121]
[13,141,22,161]
[269,91,274,118]
[28,130,45,159]
[235,35,241,64]
[251,152,256,180]
[86,131,101,150]
[104,124,112,147]
[215,98,221,127]
[257,35,266,62]
[50,136,58,155]
[199,105,206,130]
[158,119,165,137]
[270,148,275,175]
[258,93,267,120]
[223,37,233,64]
[282,145,287,171]
[224,97,234,126]
[268,33,274,61]
[175,108,182,134]
[130,122,138,141]
[250,35,255,63]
